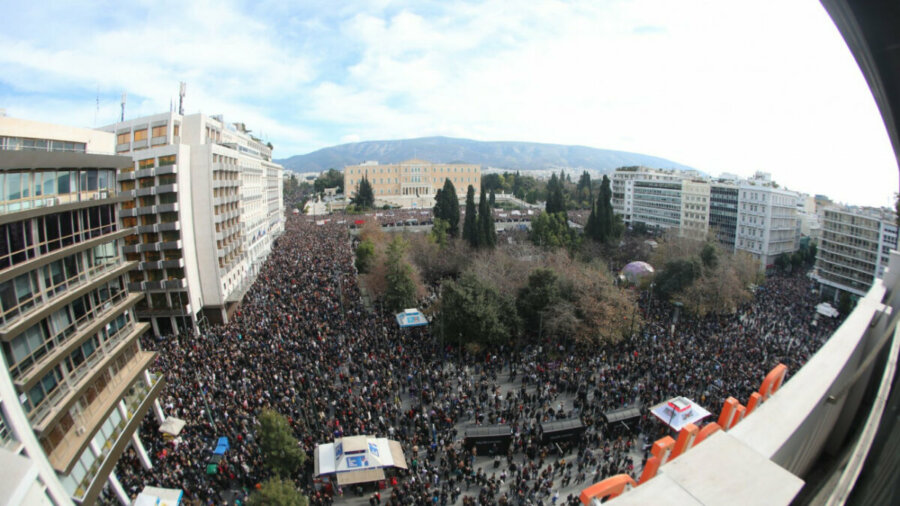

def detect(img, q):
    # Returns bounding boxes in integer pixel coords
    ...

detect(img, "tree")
[482,173,503,193]
[576,171,592,206]
[477,187,496,249]
[463,185,478,248]
[248,478,309,506]
[439,272,519,346]
[430,217,450,248]
[433,179,460,237]
[584,193,599,240]
[385,236,417,311]
[700,243,718,269]
[489,189,496,208]
[838,291,853,315]
[351,175,375,209]
[545,172,566,220]
[257,409,305,478]
[655,258,702,301]
[774,253,790,272]
[531,212,574,249]
[355,239,375,273]
[598,175,615,241]
[516,268,562,333]
[313,168,344,194]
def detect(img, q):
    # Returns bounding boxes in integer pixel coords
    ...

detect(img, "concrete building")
[734,172,800,269]
[679,179,711,240]
[708,180,740,251]
[0,116,163,505]
[610,167,689,225]
[814,206,898,300]
[99,113,284,333]
[343,159,480,207]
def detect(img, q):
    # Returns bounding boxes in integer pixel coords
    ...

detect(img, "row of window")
[117,124,180,145]
[0,136,86,153]
[0,169,116,206]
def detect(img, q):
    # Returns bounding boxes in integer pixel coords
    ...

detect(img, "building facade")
[0,116,163,505]
[734,172,800,269]
[99,113,284,334]
[815,206,898,299]
[679,179,711,240]
[343,159,480,201]
[709,181,740,251]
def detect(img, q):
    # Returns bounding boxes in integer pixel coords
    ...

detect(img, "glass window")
[133,129,148,141]
[152,125,166,138]
[116,132,130,144]
[6,173,21,201]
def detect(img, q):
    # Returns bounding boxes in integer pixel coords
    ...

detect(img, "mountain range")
[275,136,695,173]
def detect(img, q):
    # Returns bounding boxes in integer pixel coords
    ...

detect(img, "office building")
[0,116,163,505]
[679,179,711,240]
[814,205,898,299]
[708,180,740,250]
[734,172,801,269]
[99,113,284,334]
[610,167,689,225]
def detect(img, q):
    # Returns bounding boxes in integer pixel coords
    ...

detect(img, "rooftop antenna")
[94,85,99,127]
[178,82,186,115]
[120,92,127,122]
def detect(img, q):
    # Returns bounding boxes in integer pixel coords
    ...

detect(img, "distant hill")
[276,136,695,173]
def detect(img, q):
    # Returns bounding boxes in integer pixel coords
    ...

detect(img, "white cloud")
[0,0,895,206]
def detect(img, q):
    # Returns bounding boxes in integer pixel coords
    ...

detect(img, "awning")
[133,486,183,506]
[158,417,186,437]
[336,468,385,486]
[388,440,408,470]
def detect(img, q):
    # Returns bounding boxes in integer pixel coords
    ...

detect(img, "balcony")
[30,322,151,434]
[157,203,179,213]
[11,292,144,392]
[62,367,163,505]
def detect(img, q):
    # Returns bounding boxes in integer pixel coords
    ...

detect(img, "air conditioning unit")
[75,426,86,436]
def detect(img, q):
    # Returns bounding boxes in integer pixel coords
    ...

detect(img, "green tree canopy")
[385,236,418,311]
[462,185,478,248]
[351,175,375,209]
[516,268,562,332]
[313,169,344,194]
[248,477,309,506]
[432,179,460,238]
[531,212,575,249]
[477,187,497,249]
[257,409,305,478]
[655,258,702,301]
[439,272,519,346]
[355,239,375,274]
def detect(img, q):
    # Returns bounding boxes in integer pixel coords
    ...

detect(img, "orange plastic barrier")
[579,475,638,505]
[671,424,699,460]
[745,392,763,416]
[759,363,788,400]
[717,397,740,429]
[693,422,722,446]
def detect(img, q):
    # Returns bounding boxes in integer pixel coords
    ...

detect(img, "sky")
[0,0,896,207]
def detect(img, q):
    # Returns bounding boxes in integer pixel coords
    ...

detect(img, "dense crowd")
[105,214,841,505]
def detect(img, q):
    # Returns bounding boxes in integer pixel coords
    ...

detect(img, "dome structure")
[621,261,654,284]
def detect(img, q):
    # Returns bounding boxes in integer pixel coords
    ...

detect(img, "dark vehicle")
[463,425,512,455]
[539,418,586,445]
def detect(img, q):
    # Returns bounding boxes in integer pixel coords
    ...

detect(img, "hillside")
[276,136,695,173]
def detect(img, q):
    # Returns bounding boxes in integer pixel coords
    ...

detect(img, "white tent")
[650,397,711,432]
[816,302,840,318]
[133,487,182,506]
[315,435,407,485]
[158,417,186,437]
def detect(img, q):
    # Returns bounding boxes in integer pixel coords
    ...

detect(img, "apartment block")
[99,113,284,334]
[610,167,690,225]
[815,206,898,299]
[0,116,162,505]
[709,181,740,250]
[343,159,480,201]
[679,179,711,240]
[734,172,800,269]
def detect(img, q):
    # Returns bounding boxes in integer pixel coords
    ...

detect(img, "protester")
[104,214,839,505]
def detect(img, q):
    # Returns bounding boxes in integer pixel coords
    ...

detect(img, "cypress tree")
[463,185,478,247]
[478,187,496,249]
[599,175,614,240]
[433,179,460,238]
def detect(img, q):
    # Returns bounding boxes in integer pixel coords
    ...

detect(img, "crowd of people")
[105,213,841,505]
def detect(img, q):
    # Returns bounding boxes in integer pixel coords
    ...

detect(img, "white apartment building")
[680,179,711,240]
[734,172,800,269]
[99,113,284,334]
[815,206,898,299]
[611,167,690,225]
[0,116,162,505]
